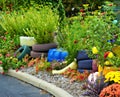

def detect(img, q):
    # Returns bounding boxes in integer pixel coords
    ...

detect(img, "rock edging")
[0,67,73,97]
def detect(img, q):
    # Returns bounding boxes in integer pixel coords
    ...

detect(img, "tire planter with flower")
[30,43,58,58]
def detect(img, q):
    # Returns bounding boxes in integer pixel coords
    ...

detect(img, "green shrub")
[23,5,59,44]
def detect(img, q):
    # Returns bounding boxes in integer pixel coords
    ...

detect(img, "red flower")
[101,12,106,16]
[108,4,113,6]
[1,72,5,75]
[16,68,19,72]
[0,54,2,57]
[0,61,2,64]
[5,53,11,57]
[77,75,84,81]
[80,9,84,13]
[104,51,110,59]
[74,40,78,44]
[20,66,24,69]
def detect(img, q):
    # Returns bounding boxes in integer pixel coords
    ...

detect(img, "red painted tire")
[30,51,48,58]
[32,43,57,52]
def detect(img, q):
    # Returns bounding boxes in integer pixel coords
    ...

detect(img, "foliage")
[50,61,67,70]
[62,68,90,83]
[0,11,29,37]
[0,53,26,73]
[78,3,120,67]
[104,71,120,84]
[57,2,120,64]
[24,5,59,44]
[99,83,120,97]
[0,33,20,55]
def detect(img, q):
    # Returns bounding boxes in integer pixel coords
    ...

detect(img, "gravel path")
[20,67,89,97]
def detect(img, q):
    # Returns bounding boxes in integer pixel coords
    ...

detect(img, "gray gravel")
[20,67,89,97]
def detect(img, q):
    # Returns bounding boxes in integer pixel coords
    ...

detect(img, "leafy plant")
[0,53,26,73]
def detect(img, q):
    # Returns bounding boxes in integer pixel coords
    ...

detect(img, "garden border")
[0,67,73,97]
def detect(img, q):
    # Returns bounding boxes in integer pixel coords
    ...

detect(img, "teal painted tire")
[14,45,31,60]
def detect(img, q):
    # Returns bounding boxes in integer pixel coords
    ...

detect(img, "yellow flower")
[92,47,98,54]
[104,71,120,83]
[83,4,89,7]
[104,61,111,65]
[108,52,114,58]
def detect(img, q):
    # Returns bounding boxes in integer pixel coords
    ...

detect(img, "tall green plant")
[24,5,59,44]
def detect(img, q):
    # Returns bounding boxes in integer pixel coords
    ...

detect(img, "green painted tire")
[14,45,31,60]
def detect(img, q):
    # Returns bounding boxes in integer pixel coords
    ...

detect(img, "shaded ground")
[0,74,52,97]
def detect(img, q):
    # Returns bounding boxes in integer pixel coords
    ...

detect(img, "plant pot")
[77,69,91,73]
[76,50,90,61]
[14,45,31,60]
[47,48,68,62]
[98,65,120,75]
[77,60,92,70]
[32,43,57,52]
[20,36,37,46]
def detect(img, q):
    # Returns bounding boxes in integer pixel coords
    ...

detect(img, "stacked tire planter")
[76,50,95,73]
[31,43,58,58]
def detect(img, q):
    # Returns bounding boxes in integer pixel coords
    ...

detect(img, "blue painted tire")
[76,50,90,61]
[77,60,92,70]
[77,69,92,73]
[14,45,31,60]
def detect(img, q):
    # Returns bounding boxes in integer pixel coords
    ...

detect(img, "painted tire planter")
[76,50,90,61]
[98,65,120,75]
[14,45,31,60]
[47,49,68,62]
[77,69,91,73]
[20,36,37,46]
[78,60,92,70]
[30,51,48,58]
[32,43,57,52]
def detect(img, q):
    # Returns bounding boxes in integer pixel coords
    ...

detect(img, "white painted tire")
[20,36,37,46]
